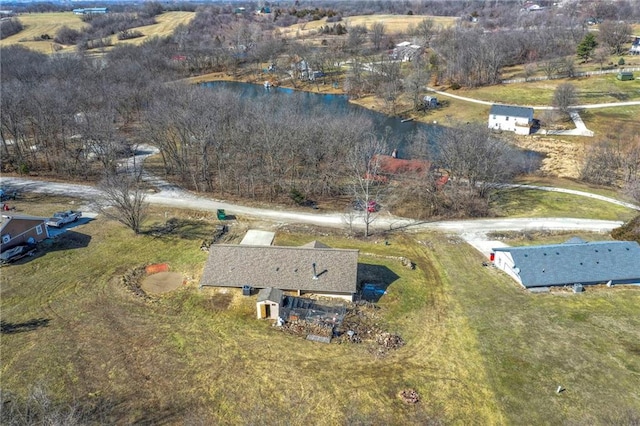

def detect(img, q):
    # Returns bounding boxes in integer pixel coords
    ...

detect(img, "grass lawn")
[428,233,640,424]
[448,74,640,107]
[2,194,639,424]
[490,188,638,221]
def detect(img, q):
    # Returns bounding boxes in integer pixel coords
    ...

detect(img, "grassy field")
[1,194,639,424]
[278,14,457,39]
[106,11,195,48]
[0,11,194,54]
[0,12,87,53]
[446,74,640,107]
[490,188,638,221]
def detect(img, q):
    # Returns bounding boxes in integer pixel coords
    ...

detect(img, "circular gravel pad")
[141,272,183,294]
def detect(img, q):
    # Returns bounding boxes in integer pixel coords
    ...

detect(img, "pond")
[201,80,542,169]
[200,80,434,158]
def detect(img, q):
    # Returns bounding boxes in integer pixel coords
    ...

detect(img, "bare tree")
[97,170,148,234]
[580,141,623,186]
[410,18,436,47]
[598,20,632,55]
[404,57,431,111]
[348,134,388,238]
[435,123,525,198]
[369,22,385,51]
[553,83,577,114]
[593,47,610,71]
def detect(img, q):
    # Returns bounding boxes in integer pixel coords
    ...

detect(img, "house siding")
[493,251,523,285]
[488,105,534,134]
[0,217,49,252]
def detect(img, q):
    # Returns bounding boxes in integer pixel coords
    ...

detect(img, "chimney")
[312,263,318,280]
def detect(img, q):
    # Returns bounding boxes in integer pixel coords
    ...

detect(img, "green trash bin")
[217,209,226,220]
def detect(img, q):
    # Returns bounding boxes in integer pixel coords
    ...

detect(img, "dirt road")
[0,176,625,238]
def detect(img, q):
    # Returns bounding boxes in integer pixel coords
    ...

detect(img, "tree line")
[1,2,638,223]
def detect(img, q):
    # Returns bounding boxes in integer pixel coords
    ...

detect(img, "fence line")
[502,67,640,84]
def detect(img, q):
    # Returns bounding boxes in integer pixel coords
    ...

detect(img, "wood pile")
[333,305,405,355]
[282,319,333,338]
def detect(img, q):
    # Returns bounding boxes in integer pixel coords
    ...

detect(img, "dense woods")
[1,0,639,218]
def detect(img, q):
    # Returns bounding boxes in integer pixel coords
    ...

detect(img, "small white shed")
[256,287,284,319]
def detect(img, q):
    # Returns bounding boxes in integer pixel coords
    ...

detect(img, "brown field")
[277,14,457,39]
[109,11,195,47]
[0,11,194,54]
[0,12,87,53]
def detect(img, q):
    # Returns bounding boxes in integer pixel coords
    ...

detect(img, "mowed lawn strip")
[490,188,637,221]
[429,231,640,424]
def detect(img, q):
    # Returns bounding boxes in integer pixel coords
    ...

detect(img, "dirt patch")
[141,272,184,294]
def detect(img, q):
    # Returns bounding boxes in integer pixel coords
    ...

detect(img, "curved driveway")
[0,176,629,237]
[2,144,636,257]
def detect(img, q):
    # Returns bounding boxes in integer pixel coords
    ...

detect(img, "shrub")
[54,26,81,45]
[117,29,144,40]
[0,18,23,39]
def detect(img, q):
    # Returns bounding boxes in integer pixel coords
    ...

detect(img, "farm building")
[491,239,640,289]
[72,7,108,15]
[1,215,49,252]
[488,104,534,135]
[199,241,359,301]
[617,71,635,81]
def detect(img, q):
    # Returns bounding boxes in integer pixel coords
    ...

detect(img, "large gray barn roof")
[493,241,640,287]
[199,244,359,294]
[489,104,534,118]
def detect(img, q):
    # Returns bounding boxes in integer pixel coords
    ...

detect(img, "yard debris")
[399,389,420,404]
[149,218,179,237]
[401,257,415,269]
[200,225,228,251]
[121,266,153,301]
[376,332,405,349]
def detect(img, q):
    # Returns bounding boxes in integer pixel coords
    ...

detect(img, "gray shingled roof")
[493,241,640,288]
[489,104,534,118]
[257,287,283,303]
[199,244,359,294]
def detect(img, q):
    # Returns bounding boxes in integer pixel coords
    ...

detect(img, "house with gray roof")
[491,240,640,289]
[199,242,359,301]
[488,104,534,135]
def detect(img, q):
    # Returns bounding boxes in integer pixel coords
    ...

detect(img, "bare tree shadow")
[357,263,400,302]
[0,318,50,334]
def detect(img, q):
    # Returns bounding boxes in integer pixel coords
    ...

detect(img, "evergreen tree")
[577,33,598,62]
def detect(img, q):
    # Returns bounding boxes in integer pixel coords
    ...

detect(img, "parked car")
[0,244,36,265]
[353,200,379,213]
[46,210,82,228]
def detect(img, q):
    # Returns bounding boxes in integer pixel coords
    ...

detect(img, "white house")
[491,239,640,289]
[488,104,534,135]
